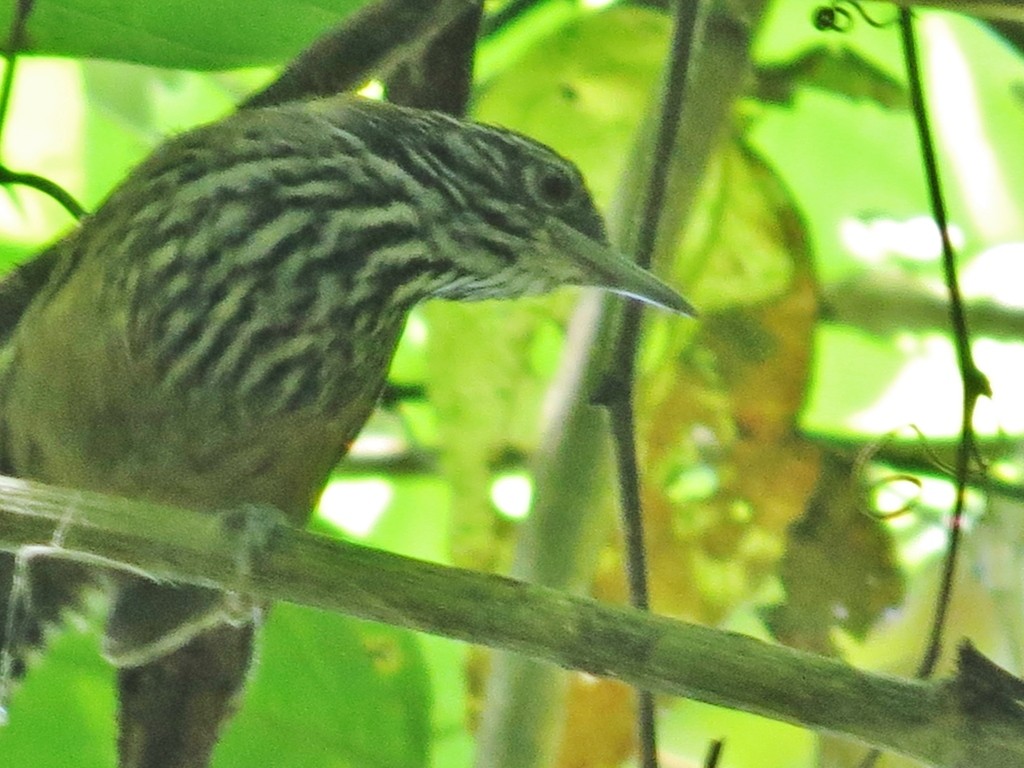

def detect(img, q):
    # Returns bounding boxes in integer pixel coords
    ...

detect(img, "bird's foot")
[219,503,287,585]
[218,504,288,621]
[103,505,288,667]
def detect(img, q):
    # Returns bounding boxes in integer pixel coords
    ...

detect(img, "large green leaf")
[218,604,432,768]
[7,0,365,69]
[0,618,117,768]
[0,603,431,768]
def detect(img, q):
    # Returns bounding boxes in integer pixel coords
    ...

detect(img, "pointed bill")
[547,219,696,316]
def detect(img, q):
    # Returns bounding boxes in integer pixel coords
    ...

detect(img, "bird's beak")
[547,219,696,316]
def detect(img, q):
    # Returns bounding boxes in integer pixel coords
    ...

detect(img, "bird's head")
[83,95,694,411]
[330,97,695,316]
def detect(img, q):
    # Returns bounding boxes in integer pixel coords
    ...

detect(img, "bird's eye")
[526,164,576,208]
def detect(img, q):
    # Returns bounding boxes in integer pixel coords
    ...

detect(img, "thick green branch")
[0,475,1021,766]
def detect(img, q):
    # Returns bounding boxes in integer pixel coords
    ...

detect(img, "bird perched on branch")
[0,94,691,766]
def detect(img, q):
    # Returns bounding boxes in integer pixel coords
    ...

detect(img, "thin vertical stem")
[597,0,707,765]
[897,7,989,680]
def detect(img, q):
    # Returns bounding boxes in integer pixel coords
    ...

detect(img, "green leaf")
[0,617,117,768]
[8,0,366,69]
[217,604,431,768]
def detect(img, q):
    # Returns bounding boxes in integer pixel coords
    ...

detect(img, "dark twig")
[703,739,725,768]
[0,167,85,220]
[241,0,478,109]
[384,1,483,115]
[0,0,84,220]
[812,0,896,32]
[0,0,32,139]
[594,0,707,765]
[898,7,990,680]
[607,401,660,764]
[853,14,991,768]
[480,0,545,37]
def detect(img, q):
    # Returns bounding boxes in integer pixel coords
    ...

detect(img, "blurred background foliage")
[1,0,1023,766]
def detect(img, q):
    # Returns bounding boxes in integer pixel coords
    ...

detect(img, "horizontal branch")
[825,271,1024,342]
[0,475,1021,766]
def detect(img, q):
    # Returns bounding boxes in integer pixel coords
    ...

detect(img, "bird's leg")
[103,504,287,668]
[218,504,288,586]
[117,623,255,768]
[112,506,286,768]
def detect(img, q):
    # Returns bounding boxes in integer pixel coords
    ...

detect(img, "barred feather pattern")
[0,95,621,687]
[46,96,606,421]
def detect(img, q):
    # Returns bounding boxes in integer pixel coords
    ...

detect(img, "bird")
[0,93,692,765]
